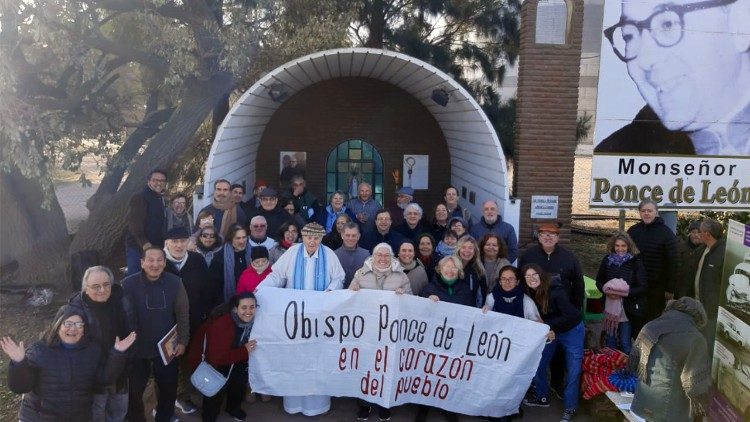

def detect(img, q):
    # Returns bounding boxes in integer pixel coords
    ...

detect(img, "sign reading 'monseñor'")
[248,288,548,417]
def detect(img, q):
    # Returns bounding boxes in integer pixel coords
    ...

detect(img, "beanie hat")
[166,227,191,240]
[250,246,269,261]
[301,222,326,238]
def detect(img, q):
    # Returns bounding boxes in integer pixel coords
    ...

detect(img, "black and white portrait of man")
[594,0,750,156]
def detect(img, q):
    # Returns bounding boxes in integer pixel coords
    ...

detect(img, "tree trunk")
[69,71,233,261]
[0,166,69,288]
[86,106,175,212]
[364,0,386,48]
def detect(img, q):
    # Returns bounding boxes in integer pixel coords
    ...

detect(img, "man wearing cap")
[199,179,248,240]
[360,209,406,253]
[386,186,415,226]
[335,222,370,288]
[248,215,277,250]
[470,199,518,263]
[259,222,345,416]
[163,227,212,415]
[241,179,268,215]
[678,220,704,291]
[347,182,381,235]
[519,223,585,311]
[247,187,289,240]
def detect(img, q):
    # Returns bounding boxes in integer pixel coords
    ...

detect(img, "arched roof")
[204,48,511,217]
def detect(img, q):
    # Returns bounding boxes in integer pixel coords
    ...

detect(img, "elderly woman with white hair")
[349,242,411,421]
[393,203,427,242]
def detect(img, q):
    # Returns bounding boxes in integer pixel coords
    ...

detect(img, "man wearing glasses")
[595,0,750,156]
[122,247,190,422]
[125,169,168,275]
[247,187,289,241]
[69,265,133,421]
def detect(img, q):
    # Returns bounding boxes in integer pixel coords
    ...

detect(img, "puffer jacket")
[595,254,648,320]
[8,339,127,421]
[350,258,412,294]
[627,217,680,293]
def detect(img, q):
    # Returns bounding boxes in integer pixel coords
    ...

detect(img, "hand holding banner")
[248,287,548,417]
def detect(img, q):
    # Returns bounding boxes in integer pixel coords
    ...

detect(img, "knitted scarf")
[436,241,455,257]
[213,197,237,240]
[603,278,630,336]
[293,245,327,291]
[439,274,459,295]
[491,284,525,318]
[607,252,633,267]
[231,310,255,344]
[223,244,251,302]
[400,259,418,273]
[164,247,188,271]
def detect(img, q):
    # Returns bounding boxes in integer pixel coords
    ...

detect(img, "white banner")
[248,287,549,417]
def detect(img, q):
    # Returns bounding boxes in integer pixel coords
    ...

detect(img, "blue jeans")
[126,246,142,276]
[534,321,584,410]
[605,321,632,355]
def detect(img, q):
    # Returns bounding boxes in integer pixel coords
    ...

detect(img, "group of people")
[1,168,726,422]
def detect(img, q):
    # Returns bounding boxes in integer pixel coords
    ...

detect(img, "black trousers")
[127,356,179,422]
[202,362,248,422]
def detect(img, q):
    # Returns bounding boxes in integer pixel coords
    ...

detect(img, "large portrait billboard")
[589,0,750,210]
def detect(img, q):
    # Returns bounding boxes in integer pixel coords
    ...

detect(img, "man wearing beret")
[259,222,345,416]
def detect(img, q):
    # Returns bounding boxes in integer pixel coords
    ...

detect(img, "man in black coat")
[163,227,213,414]
[125,169,168,275]
[68,265,133,421]
[627,200,680,333]
[519,223,585,310]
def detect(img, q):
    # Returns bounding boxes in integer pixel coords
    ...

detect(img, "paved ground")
[168,393,592,421]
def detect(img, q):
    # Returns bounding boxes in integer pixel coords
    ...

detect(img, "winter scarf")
[603,278,630,335]
[607,252,633,267]
[293,245,327,291]
[491,284,526,318]
[400,259,418,273]
[436,241,455,257]
[213,197,238,240]
[223,244,252,302]
[231,310,254,344]
[164,247,188,271]
[439,274,459,295]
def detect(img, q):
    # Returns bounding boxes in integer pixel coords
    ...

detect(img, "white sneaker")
[175,399,198,414]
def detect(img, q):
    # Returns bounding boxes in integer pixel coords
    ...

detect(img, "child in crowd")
[236,247,272,294]
[435,230,458,257]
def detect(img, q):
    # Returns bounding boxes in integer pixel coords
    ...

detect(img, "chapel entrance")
[325,139,384,204]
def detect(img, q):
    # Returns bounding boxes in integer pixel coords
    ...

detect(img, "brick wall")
[515,0,584,247]
[257,77,451,211]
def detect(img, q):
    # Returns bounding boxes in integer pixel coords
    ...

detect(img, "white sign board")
[531,195,559,219]
[248,288,548,417]
[403,155,429,190]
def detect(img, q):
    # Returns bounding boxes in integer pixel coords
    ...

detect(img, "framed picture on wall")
[279,151,307,190]
[403,155,428,190]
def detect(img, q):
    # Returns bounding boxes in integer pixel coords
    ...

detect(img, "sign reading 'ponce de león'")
[589,0,750,210]
[248,288,549,417]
